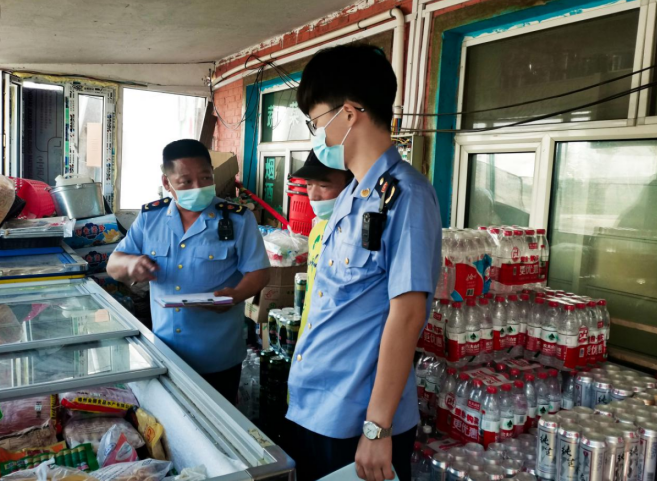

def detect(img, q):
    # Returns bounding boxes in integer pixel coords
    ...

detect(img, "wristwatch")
[363,421,393,440]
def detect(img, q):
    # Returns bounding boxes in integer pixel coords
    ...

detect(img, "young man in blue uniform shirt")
[108,139,270,404]
[286,45,442,481]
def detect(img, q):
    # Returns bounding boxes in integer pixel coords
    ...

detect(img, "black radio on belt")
[218,209,234,241]
[362,174,399,251]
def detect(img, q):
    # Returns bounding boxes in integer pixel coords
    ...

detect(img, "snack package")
[97,426,138,468]
[0,425,58,453]
[60,386,138,416]
[22,442,68,457]
[2,461,98,481]
[92,459,171,481]
[1,444,98,477]
[0,397,57,436]
[63,419,144,454]
[134,409,165,461]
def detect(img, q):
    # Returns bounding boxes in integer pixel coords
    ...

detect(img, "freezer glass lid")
[0,283,83,299]
[0,338,165,400]
[0,294,135,351]
[0,251,85,277]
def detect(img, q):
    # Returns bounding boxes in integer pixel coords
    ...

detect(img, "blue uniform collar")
[350,145,401,200]
[166,196,221,241]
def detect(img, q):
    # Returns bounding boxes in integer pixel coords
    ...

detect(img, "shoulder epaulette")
[374,172,400,210]
[141,198,171,213]
[215,202,247,215]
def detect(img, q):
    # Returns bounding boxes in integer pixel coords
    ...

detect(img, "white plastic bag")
[92,459,171,481]
[97,425,138,467]
[263,229,308,267]
[174,466,207,481]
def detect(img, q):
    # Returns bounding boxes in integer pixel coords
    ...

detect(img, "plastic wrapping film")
[128,379,247,478]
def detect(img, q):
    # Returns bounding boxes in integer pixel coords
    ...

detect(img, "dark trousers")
[201,363,242,406]
[284,421,416,481]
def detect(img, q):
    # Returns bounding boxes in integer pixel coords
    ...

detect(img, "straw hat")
[0,176,16,225]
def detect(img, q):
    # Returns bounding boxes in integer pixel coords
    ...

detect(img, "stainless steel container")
[50,178,105,220]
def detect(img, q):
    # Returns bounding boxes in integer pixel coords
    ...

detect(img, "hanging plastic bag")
[263,229,308,266]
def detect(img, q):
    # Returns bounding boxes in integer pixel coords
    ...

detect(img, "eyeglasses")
[305,105,365,136]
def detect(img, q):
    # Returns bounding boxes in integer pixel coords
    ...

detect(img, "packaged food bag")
[60,386,138,416]
[135,409,166,461]
[2,462,98,481]
[0,397,56,437]
[92,459,171,481]
[64,419,143,454]
[97,426,138,468]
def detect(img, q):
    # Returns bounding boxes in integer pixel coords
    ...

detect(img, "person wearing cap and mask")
[108,139,270,404]
[292,151,353,341]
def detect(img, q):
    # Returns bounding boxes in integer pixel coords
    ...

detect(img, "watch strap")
[378,426,393,439]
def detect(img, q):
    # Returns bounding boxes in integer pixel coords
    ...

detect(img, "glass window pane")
[548,140,657,357]
[119,89,207,210]
[466,152,535,227]
[262,155,286,225]
[77,95,104,183]
[462,10,640,129]
[261,89,310,142]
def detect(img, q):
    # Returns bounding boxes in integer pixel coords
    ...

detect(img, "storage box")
[245,285,296,324]
[65,214,124,249]
[210,151,239,199]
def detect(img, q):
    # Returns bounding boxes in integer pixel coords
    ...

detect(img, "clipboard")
[318,463,399,481]
[155,293,233,308]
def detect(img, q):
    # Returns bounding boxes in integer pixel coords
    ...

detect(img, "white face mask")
[311,108,350,171]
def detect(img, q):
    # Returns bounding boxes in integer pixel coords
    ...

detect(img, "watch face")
[363,422,379,440]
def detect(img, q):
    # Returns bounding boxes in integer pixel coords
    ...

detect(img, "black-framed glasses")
[305,105,365,136]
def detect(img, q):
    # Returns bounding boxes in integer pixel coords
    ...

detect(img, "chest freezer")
[0,278,295,480]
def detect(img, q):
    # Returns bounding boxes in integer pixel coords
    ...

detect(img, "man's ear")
[162,174,172,194]
[342,103,362,126]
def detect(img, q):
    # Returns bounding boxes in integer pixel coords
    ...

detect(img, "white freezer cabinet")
[0,278,295,481]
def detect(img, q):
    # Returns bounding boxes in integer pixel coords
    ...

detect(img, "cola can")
[616,413,637,426]
[577,373,595,408]
[636,415,653,428]
[501,459,522,477]
[645,389,657,403]
[557,422,580,481]
[595,404,615,417]
[627,398,647,407]
[638,422,657,481]
[537,414,559,480]
[602,427,625,481]
[558,411,580,424]
[594,380,612,406]
[578,432,607,481]
[431,451,450,481]
[447,461,469,481]
[614,424,640,481]
[611,383,634,402]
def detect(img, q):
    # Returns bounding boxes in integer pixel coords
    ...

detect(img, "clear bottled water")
[499,383,515,440]
[561,370,577,410]
[513,380,529,437]
[481,386,501,448]
[535,371,550,419]
[492,295,508,361]
[546,369,561,414]
[524,373,538,429]
[506,295,523,358]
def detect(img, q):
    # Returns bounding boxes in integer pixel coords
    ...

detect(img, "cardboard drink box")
[245,265,306,324]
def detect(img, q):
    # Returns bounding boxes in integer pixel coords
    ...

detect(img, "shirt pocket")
[143,244,170,284]
[192,245,234,285]
[332,243,378,300]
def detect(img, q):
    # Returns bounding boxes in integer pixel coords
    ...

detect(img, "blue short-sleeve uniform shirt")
[286,146,442,438]
[115,196,270,374]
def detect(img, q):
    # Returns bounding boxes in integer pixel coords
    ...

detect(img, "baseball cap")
[291,150,352,182]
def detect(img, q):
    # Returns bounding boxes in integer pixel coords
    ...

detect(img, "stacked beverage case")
[412,226,657,480]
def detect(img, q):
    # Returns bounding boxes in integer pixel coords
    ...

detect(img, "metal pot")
[49,176,105,220]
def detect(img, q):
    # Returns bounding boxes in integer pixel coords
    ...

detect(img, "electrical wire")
[398,78,657,134]
[402,65,655,118]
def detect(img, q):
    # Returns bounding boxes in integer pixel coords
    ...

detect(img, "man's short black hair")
[297,44,397,129]
[162,139,212,172]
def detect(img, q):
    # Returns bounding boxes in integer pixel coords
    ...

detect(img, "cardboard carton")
[244,265,307,324]
[210,151,239,199]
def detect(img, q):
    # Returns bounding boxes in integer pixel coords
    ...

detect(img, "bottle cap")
[460,373,470,381]
[534,297,545,304]
[576,303,586,309]
[501,383,512,392]
[514,230,523,236]
[548,369,558,377]
[510,368,521,377]
[597,299,607,306]
[423,448,434,456]
[538,372,548,379]
[423,425,432,434]
[525,229,535,235]
[514,380,525,389]
[487,386,498,394]
[479,298,489,306]
[508,294,518,302]
[496,363,507,372]
[520,294,530,301]
[537,228,546,234]
[524,373,535,382]
[414,442,422,451]
[548,300,559,307]
[503,231,513,237]
[466,297,477,306]
[535,292,546,298]
[490,228,500,234]
[452,302,462,309]
[485,293,494,299]
[440,299,451,305]
[447,367,457,375]
[564,304,575,311]
[495,295,506,303]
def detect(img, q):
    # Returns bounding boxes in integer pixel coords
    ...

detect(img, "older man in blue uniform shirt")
[286,45,442,481]
[108,139,270,404]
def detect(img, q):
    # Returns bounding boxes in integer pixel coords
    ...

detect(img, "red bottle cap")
[495,296,506,303]
[501,384,512,392]
[525,229,536,235]
[576,303,586,309]
[485,293,494,299]
[508,294,518,302]
[423,448,434,456]
[548,369,558,377]
[479,298,489,306]
[514,380,525,389]
[510,368,521,377]
[466,298,477,307]
[447,367,457,375]
[524,373,535,382]
[452,302,462,309]
[503,230,513,237]
[548,301,559,308]
[473,379,484,388]
[440,299,451,305]
[588,301,597,308]
[460,373,470,381]
[537,228,546,235]
[496,363,507,372]
[520,294,530,301]
[536,292,546,298]
[414,442,422,451]
[597,299,607,306]
[538,372,548,379]
[564,304,575,311]
[534,297,545,305]
[487,386,498,394]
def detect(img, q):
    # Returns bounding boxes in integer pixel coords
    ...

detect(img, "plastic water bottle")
[499,384,515,440]
[506,295,523,358]
[513,380,529,437]
[525,296,545,361]
[546,369,561,414]
[481,386,501,448]
[417,449,433,481]
[477,297,494,365]
[437,367,457,433]
[451,373,471,441]
[574,302,589,368]
[447,302,466,367]
[411,442,423,480]
[465,379,485,443]
[539,300,560,367]
[512,230,526,292]
[556,303,578,370]
[416,354,435,421]
[435,229,456,300]
[492,296,508,361]
[464,298,482,362]
[518,293,531,351]
[536,228,549,288]
[250,356,261,420]
[561,370,577,410]
[524,373,538,430]
[586,300,600,366]
[535,371,550,419]
[498,230,516,294]
[238,355,254,418]
[596,299,610,363]
[523,228,540,290]
[425,360,444,426]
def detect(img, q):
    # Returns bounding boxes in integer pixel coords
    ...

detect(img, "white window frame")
[456,0,652,134]
[256,83,312,216]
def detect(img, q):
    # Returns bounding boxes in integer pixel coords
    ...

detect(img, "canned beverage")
[595,417,618,429]
[466,473,488,481]
[558,411,580,424]
[293,273,307,316]
[595,405,615,417]
[450,447,468,463]
[616,413,637,425]
[578,432,607,481]
[465,442,485,458]
[577,374,595,408]
[447,461,469,481]
[513,474,537,481]
[594,380,612,406]
[611,383,634,402]
[604,364,622,372]
[613,406,629,417]
[488,443,506,457]
[574,406,595,423]
[627,398,648,407]
[537,414,559,480]
[602,427,625,481]
[636,393,655,406]
[636,415,653,428]
[432,451,450,481]
[590,368,606,376]
[557,422,580,481]
[483,450,504,465]
[638,422,657,481]
[624,371,641,378]
[644,388,657,403]
[267,309,282,352]
[484,465,505,480]
[639,377,656,390]
[469,461,486,472]
[612,424,640,481]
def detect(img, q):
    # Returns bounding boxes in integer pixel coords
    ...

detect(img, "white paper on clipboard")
[318,463,399,481]
[155,293,233,308]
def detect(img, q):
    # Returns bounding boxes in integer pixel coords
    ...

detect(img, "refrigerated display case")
[0,278,295,480]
